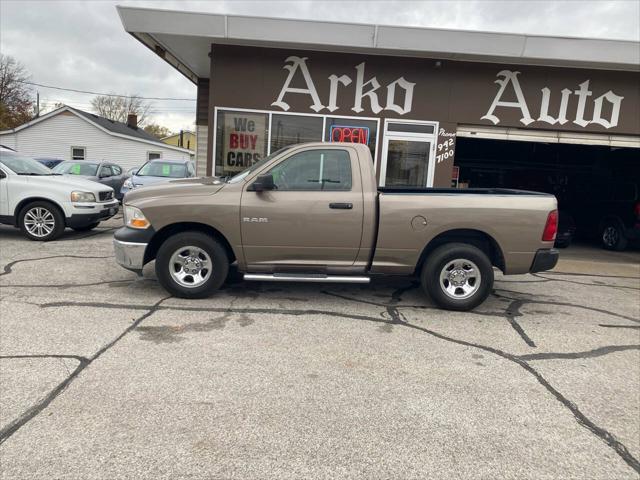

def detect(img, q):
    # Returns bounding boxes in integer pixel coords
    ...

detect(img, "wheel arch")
[144,222,237,265]
[14,197,66,227]
[415,228,505,275]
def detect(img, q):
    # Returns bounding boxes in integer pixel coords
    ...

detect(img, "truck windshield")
[0,151,57,175]
[227,146,292,184]
[53,162,99,176]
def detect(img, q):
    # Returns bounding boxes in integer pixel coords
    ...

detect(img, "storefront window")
[215,110,268,176]
[324,117,377,159]
[270,114,323,152]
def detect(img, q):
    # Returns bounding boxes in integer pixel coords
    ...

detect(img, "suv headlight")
[123,179,133,189]
[124,205,150,229]
[70,191,96,202]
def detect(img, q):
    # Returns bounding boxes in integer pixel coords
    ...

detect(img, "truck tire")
[421,243,494,311]
[18,201,65,241]
[601,222,628,251]
[155,231,229,299]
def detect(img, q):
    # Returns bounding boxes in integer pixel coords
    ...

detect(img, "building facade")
[118,6,639,190]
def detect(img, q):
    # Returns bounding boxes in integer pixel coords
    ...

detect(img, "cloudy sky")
[1,0,638,132]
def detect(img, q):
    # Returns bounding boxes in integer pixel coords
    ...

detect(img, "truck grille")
[99,191,114,201]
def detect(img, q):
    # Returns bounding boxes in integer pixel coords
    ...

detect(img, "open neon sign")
[330,125,370,145]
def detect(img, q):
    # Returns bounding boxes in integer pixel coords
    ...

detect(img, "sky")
[1,0,638,132]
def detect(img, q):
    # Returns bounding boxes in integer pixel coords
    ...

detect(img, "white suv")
[0,148,119,241]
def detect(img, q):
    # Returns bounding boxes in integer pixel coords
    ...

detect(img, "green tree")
[0,54,34,129]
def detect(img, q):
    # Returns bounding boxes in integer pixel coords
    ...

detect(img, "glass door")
[379,121,437,188]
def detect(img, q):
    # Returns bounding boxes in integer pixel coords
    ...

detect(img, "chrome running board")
[243,273,370,284]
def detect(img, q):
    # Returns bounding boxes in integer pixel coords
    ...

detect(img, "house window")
[147,152,162,161]
[71,147,86,160]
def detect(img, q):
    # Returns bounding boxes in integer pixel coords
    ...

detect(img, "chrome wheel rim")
[169,246,212,288]
[439,258,481,300]
[24,207,55,238]
[602,226,618,247]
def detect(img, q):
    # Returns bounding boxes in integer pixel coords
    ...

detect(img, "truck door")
[240,146,364,268]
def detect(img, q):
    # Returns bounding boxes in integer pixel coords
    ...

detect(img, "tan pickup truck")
[114,142,559,311]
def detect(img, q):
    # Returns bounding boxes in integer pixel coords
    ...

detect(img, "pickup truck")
[113,142,559,311]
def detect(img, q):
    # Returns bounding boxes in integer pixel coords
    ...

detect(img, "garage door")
[457,125,640,148]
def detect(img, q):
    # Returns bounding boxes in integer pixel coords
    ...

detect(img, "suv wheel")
[18,201,65,241]
[155,231,229,299]
[421,243,494,311]
[601,222,628,251]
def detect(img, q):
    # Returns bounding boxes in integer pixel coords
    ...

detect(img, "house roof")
[68,107,159,142]
[0,106,193,154]
[117,5,640,84]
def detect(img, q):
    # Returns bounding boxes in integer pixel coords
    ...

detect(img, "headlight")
[124,205,150,229]
[123,179,133,189]
[70,191,96,202]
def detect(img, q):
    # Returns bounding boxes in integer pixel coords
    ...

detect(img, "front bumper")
[113,226,155,272]
[114,238,147,272]
[530,248,559,273]
[66,202,119,228]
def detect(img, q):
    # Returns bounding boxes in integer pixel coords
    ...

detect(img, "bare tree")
[90,94,153,127]
[0,54,34,129]
[143,123,173,139]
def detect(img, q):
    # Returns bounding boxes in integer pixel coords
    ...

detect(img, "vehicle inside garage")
[454,137,640,250]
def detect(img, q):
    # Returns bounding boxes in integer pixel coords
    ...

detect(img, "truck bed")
[378,187,552,196]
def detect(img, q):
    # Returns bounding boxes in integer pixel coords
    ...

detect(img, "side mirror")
[249,174,275,192]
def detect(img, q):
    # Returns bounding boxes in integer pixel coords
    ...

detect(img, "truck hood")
[124,176,225,204]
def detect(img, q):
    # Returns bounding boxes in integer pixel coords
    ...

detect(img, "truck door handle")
[329,203,353,210]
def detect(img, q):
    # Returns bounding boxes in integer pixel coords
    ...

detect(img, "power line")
[20,80,196,101]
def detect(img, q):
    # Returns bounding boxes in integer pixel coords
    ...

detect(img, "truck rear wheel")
[155,231,229,299]
[421,243,493,311]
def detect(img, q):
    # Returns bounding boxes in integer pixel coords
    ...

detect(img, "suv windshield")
[0,151,57,175]
[227,146,293,184]
[53,162,99,176]
[137,161,187,178]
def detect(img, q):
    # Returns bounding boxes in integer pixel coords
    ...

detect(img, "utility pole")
[36,92,40,117]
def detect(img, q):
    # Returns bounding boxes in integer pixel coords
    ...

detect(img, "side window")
[71,147,86,160]
[100,165,113,177]
[187,162,195,177]
[0,169,6,179]
[268,149,352,191]
[112,165,122,175]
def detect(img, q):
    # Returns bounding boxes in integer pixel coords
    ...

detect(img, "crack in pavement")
[31,295,640,474]
[532,273,640,291]
[0,296,170,446]
[518,345,640,361]
[0,255,114,277]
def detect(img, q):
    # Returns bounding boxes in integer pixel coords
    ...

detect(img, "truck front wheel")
[155,231,229,299]
[421,243,494,311]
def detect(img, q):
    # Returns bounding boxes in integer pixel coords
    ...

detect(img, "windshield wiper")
[17,173,44,176]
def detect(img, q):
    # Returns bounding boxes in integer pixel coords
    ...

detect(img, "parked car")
[0,148,118,241]
[113,142,559,311]
[120,159,196,197]
[35,158,65,169]
[53,160,127,200]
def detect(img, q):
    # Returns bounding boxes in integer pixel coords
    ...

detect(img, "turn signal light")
[542,210,558,242]
[130,218,149,228]
[634,202,640,219]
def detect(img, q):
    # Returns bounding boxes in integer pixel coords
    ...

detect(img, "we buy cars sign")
[223,113,266,172]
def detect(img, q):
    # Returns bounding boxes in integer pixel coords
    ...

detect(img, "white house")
[0,106,194,171]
